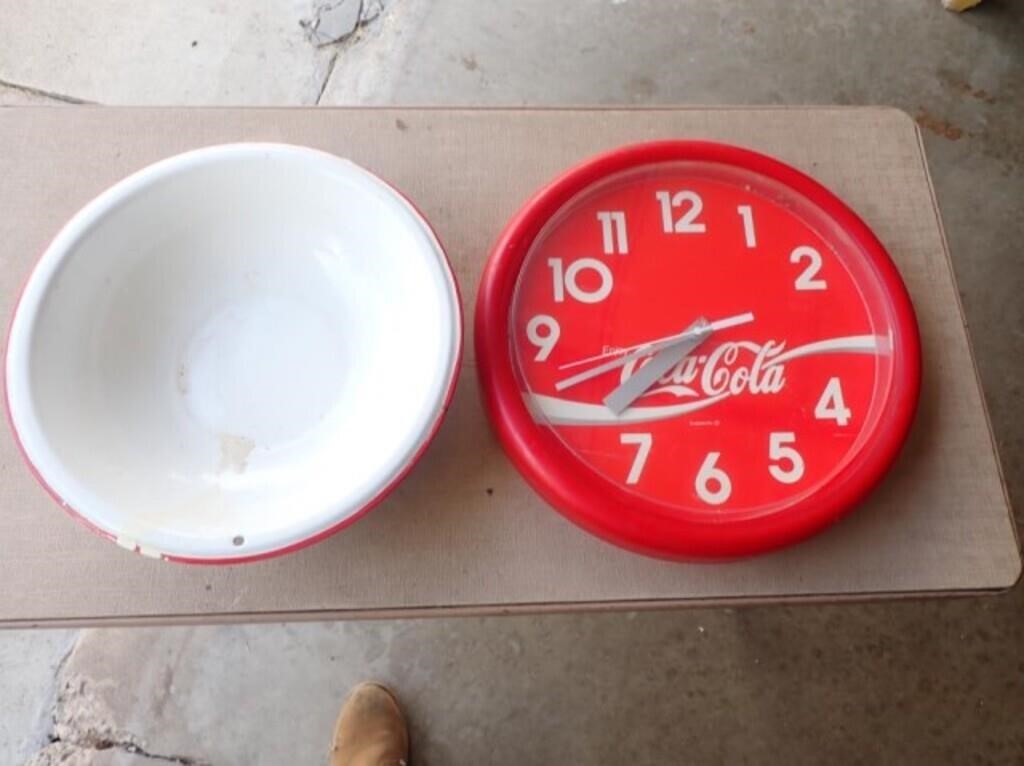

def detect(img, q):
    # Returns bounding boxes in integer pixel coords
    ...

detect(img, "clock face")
[477,142,920,558]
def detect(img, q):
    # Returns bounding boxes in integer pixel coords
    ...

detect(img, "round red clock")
[476,141,921,559]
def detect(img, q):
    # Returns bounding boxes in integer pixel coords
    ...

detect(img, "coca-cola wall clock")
[476,141,921,559]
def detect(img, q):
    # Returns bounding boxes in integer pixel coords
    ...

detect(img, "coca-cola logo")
[620,340,787,400]
[528,334,882,426]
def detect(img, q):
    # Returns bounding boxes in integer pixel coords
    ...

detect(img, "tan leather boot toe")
[330,683,410,766]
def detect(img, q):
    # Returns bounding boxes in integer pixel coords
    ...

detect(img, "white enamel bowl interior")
[6,144,461,561]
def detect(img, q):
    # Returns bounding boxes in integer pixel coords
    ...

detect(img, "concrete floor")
[1,0,1022,763]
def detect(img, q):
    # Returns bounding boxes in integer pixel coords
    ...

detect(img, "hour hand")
[602,318,713,414]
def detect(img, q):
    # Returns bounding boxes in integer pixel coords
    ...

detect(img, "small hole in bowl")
[232,535,245,547]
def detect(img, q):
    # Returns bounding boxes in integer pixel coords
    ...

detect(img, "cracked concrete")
[303,0,397,104]
[0,1,336,105]
[28,740,200,765]
[2,1,1024,764]
[0,631,77,762]
[15,599,1024,765]
[0,81,86,105]
[0,0,394,106]
[26,744,154,766]
[24,670,208,765]
[301,0,391,47]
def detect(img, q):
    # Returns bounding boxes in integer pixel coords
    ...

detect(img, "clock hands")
[602,318,712,414]
[553,312,755,399]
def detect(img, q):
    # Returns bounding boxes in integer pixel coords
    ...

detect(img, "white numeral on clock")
[620,433,652,485]
[737,204,757,248]
[791,246,828,290]
[815,377,852,425]
[768,432,805,484]
[526,315,560,361]
[547,257,614,304]
[656,190,706,234]
[597,211,628,254]
[695,452,732,505]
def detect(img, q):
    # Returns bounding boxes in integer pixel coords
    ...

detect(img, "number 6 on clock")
[696,452,732,505]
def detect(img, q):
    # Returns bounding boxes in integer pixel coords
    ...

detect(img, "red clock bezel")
[475,140,921,559]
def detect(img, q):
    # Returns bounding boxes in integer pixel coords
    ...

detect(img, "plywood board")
[0,107,1017,627]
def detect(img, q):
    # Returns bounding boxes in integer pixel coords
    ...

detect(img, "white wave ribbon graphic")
[529,392,733,426]
[764,334,886,367]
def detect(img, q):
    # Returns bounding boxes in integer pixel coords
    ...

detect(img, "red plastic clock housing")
[476,141,921,559]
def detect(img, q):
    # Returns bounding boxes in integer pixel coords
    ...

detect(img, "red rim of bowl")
[475,139,921,560]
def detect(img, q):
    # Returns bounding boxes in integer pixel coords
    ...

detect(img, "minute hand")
[602,318,713,414]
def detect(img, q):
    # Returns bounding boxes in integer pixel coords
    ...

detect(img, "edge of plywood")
[909,120,1022,584]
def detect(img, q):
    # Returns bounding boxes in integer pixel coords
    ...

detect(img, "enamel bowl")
[5,144,462,563]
